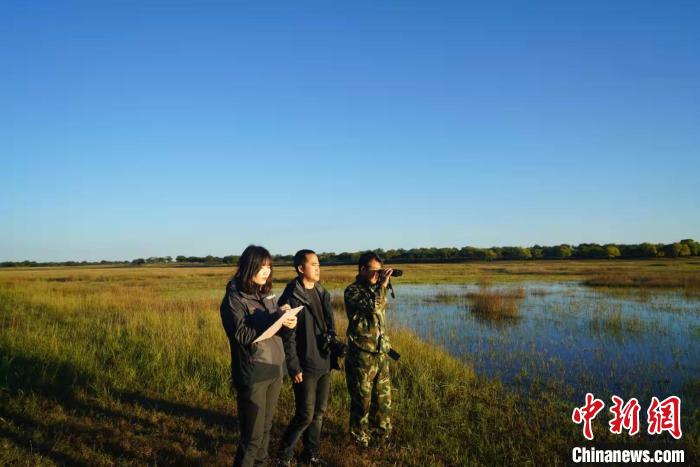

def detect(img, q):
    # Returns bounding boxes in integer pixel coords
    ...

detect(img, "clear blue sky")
[2,1,698,261]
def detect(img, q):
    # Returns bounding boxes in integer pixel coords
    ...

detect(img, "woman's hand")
[278,303,297,328]
[292,372,303,384]
[281,314,297,329]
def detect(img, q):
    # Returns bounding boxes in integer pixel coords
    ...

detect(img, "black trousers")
[233,376,283,467]
[279,371,331,460]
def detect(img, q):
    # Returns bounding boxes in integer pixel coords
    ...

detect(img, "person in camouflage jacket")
[344,251,394,448]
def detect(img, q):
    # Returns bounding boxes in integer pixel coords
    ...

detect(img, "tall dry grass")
[467,286,525,319]
[584,273,700,291]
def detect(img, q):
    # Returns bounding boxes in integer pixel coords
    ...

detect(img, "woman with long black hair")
[220,245,300,467]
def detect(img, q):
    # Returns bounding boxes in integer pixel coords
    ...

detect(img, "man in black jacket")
[276,249,336,466]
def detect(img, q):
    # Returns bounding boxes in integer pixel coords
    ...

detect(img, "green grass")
[1,262,698,465]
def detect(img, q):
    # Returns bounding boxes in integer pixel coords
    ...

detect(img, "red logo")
[572,394,682,440]
[609,396,640,436]
[647,396,682,439]
[572,393,606,440]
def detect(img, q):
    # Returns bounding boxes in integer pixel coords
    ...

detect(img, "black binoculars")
[370,269,403,277]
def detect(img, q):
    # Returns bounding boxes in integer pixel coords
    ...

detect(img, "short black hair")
[358,251,383,271]
[293,249,316,275]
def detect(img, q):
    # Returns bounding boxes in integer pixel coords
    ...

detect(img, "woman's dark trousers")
[234,376,283,467]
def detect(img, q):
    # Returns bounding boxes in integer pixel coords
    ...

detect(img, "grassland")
[1,259,698,465]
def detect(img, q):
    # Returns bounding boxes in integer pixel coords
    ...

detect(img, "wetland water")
[382,282,700,407]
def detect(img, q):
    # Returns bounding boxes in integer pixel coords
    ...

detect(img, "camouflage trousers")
[344,346,392,445]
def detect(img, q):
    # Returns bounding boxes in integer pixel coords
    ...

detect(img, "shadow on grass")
[0,422,85,466]
[2,349,697,466]
[0,350,237,465]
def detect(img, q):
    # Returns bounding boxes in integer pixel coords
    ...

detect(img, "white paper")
[253,306,303,343]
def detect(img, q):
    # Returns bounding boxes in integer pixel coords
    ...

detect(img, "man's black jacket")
[278,278,336,377]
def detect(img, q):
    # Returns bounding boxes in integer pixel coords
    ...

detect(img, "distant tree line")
[1,256,172,267]
[2,240,698,268]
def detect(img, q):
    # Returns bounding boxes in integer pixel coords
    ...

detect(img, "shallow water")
[383,282,700,407]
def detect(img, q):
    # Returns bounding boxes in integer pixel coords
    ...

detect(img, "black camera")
[318,331,348,370]
[387,349,401,361]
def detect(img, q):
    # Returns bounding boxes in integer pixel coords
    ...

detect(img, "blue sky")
[2,1,698,261]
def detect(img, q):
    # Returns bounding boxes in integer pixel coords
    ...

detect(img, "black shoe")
[301,452,328,466]
[370,432,392,448]
[270,458,292,467]
[349,433,370,449]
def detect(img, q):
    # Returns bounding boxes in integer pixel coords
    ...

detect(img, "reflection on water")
[384,282,700,407]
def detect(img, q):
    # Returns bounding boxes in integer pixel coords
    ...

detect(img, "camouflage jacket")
[344,277,390,354]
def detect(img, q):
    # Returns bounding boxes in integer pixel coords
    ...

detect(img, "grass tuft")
[467,286,525,319]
